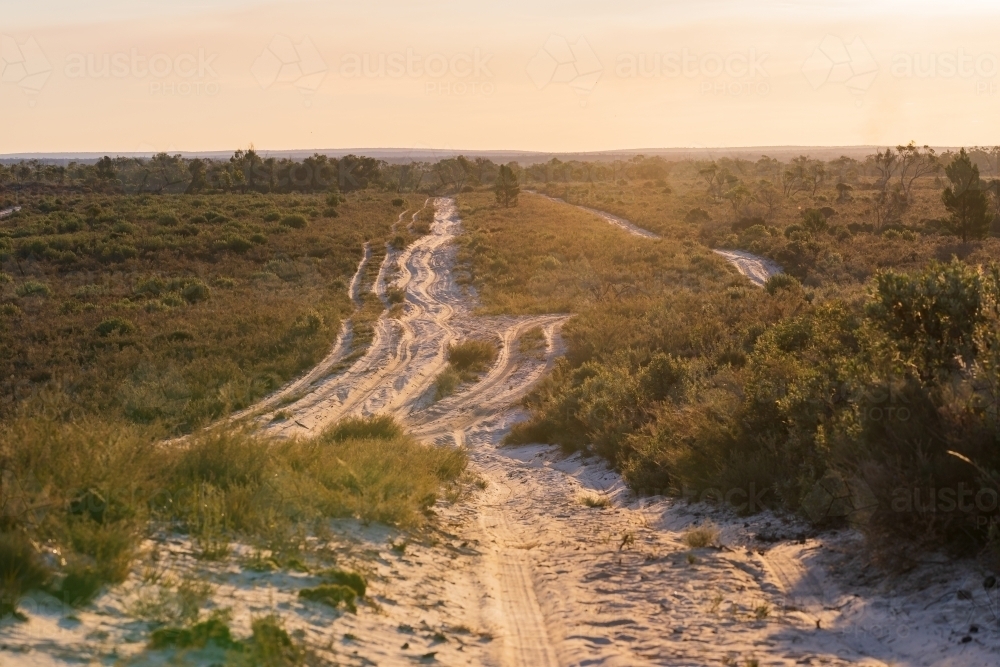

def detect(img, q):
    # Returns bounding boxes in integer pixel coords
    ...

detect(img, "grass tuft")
[683,523,719,549]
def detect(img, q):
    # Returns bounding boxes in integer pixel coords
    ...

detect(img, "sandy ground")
[711,249,783,287]
[0,206,22,219]
[4,199,999,666]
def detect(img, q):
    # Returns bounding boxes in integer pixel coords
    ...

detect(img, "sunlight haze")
[4,0,1000,152]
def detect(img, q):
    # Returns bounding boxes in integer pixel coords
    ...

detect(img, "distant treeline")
[7,145,1000,199]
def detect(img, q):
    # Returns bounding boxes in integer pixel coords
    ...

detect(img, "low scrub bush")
[0,413,464,610]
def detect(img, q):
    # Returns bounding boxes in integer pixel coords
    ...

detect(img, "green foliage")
[0,411,465,607]
[447,339,497,374]
[299,584,358,613]
[240,616,303,666]
[15,280,50,298]
[942,148,993,242]
[494,165,520,207]
[764,273,799,295]
[279,214,308,229]
[434,366,461,400]
[0,532,52,616]
[865,259,983,377]
[149,618,239,650]
[95,316,136,336]
[181,280,210,303]
[318,568,367,596]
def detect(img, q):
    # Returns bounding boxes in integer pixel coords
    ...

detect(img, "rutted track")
[260,199,567,439]
[241,195,997,666]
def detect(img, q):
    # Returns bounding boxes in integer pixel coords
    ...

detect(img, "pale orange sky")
[3,0,1000,153]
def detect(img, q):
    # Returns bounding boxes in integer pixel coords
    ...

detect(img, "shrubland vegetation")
[459,146,1000,566]
[0,152,460,623]
[0,185,427,431]
[0,412,465,616]
[434,338,499,399]
[6,141,1000,601]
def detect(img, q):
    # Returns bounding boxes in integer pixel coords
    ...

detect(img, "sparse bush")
[182,280,210,303]
[15,280,51,298]
[0,532,51,617]
[280,214,308,229]
[764,273,798,295]
[434,366,461,400]
[447,339,497,374]
[579,493,611,508]
[95,316,135,336]
[299,584,358,612]
[149,618,239,650]
[683,523,719,548]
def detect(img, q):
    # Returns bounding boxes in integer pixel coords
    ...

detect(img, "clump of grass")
[15,280,51,298]
[0,412,464,608]
[518,326,546,355]
[149,617,239,650]
[447,339,498,375]
[752,601,771,620]
[579,493,611,509]
[0,532,52,618]
[279,214,308,229]
[387,286,406,304]
[433,338,498,401]
[683,523,719,549]
[317,568,367,596]
[324,414,404,441]
[299,584,357,613]
[239,615,304,666]
[434,366,461,400]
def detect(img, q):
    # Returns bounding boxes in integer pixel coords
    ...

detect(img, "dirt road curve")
[253,198,997,666]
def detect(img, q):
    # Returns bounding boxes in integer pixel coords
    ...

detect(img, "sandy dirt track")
[4,198,998,666]
[258,197,1000,666]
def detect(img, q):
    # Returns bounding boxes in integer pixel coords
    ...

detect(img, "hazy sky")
[3,0,1000,153]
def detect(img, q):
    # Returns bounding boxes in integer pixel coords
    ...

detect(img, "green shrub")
[323,415,404,441]
[157,213,179,227]
[0,532,52,617]
[447,339,497,374]
[95,317,135,336]
[764,273,798,295]
[238,616,303,667]
[299,584,357,613]
[391,198,404,207]
[182,281,210,303]
[15,280,51,298]
[434,366,461,400]
[279,214,308,229]
[149,618,239,650]
[318,568,367,596]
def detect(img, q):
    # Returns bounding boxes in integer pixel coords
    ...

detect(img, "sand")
[4,198,998,666]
